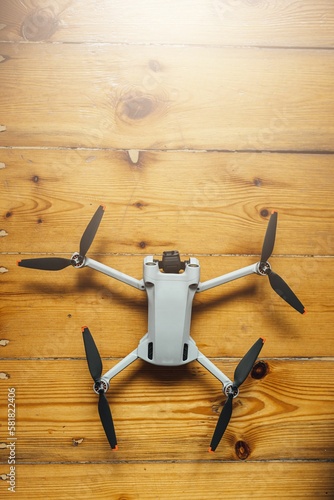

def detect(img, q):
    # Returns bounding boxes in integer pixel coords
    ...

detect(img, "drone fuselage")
[137,256,200,366]
[83,252,259,388]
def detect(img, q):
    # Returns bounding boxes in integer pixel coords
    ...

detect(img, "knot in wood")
[118,91,156,121]
[260,208,269,218]
[235,440,251,460]
[251,361,269,379]
[21,9,59,41]
[116,88,169,124]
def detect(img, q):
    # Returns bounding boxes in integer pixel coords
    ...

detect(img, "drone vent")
[183,343,189,361]
[148,342,153,360]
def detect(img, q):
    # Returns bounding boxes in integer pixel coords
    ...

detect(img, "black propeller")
[17,205,105,271]
[209,337,265,452]
[82,326,118,450]
[259,211,305,314]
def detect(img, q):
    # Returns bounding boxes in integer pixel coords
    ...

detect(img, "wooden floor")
[1,1,334,498]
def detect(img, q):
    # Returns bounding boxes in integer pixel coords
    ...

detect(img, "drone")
[18,206,305,452]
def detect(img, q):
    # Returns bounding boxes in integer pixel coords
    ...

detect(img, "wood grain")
[0,44,333,150]
[0,1,333,498]
[1,150,333,255]
[0,463,332,499]
[1,0,334,48]
[0,360,333,462]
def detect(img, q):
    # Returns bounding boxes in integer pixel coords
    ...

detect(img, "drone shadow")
[193,282,258,312]
[192,279,300,339]
[22,265,146,307]
[23,261,257,307]
[23,265,297,337]
[105,357,221,400]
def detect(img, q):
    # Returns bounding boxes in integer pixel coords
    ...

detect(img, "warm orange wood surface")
[0,358,333,462]
[0,463,332,500]
[1,149,333,255]
[0,1,333,498]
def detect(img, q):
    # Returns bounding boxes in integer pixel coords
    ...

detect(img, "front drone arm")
[83,257,145,291]
[18,206,144,292]
[197,263,259,293]
[197,212,305,313]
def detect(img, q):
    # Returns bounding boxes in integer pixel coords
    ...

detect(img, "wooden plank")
[1,150,333,256]
[0,45,333,150]
[1,0,334,48]
[0,462,333,499]
[0,2,332,498]
[0,252,331,358]
[0,359,333,462]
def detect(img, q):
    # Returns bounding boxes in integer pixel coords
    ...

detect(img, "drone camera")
[159,250,187,274]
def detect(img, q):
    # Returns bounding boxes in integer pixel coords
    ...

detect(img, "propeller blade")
[268,272,305,314]
[261,211,277,263]
[209,394,233,452]
[233,337,265,388]
[98,391,118,450]
[17,257,72,271]
[82,327,118,450]
[79,205,105,257]
[82,326,102,381]
[209,338,265,452]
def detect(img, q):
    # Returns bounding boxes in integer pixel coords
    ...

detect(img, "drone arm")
[83,257,145,291]
[102,348,138,384]
[197,351,232,389]
[197,263,258,293]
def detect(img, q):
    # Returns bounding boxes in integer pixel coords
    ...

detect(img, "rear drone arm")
[18,205,143,293]
[197,262,260,293]
[101,348,139,386]
[83,256,145,291]
[197,351,232,389]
